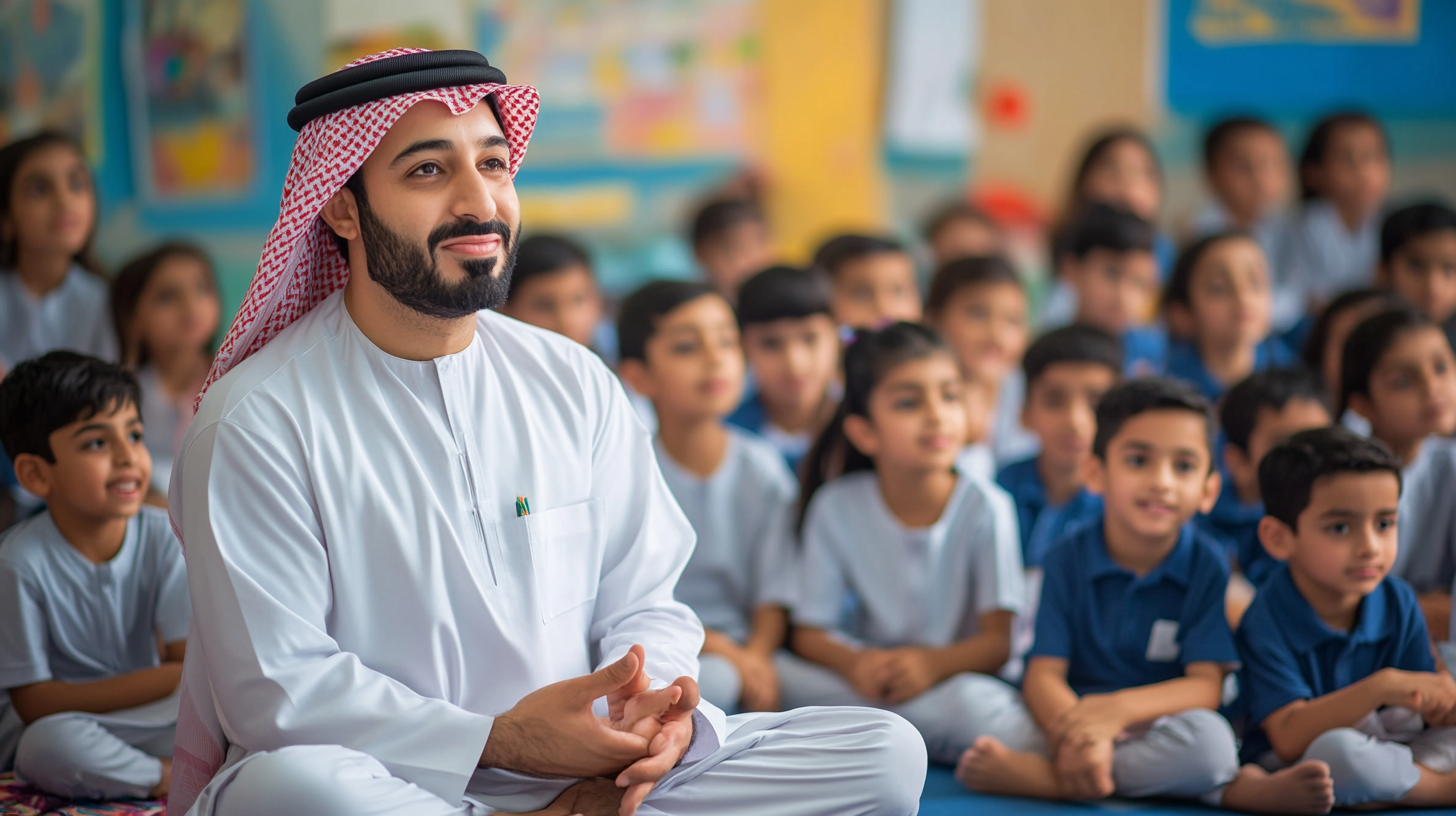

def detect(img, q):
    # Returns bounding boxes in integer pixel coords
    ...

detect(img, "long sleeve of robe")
[171,293,721,805]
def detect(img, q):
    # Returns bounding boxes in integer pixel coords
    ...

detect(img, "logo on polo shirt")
[1145,619,1181,662]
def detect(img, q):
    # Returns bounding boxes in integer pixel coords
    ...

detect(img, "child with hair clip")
[1340,307,1456,641]
[110,243,221,498]
[1163,232,1293,402]
[780,322,1031,764]
[1288,113,1391,308]
[924,255,1037,467]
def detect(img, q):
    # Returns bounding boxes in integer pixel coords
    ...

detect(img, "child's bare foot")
[955,736,1061,798]
[1221,761,1333,814]
[148,757,173,799]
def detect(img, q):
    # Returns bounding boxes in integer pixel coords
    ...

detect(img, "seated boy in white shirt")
[0,351,189,801]
[618,280,799,715]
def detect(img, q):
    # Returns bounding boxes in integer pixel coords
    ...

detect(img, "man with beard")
[167,49,925,816]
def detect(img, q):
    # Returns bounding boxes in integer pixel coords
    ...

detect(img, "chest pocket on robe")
[524,498,606,623]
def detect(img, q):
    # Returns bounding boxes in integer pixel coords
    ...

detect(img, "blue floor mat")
[919,765,1456,814]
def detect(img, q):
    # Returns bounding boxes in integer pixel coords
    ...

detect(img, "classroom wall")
[4,0,1454,332]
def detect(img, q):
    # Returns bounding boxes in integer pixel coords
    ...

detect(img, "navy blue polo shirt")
[996,456,1103,569]
[1029,517,1238,695]
[1236,563,1432,761]
[1195,482,1277,585]
[1122,326,1169,378]
[1164,337,1293,402]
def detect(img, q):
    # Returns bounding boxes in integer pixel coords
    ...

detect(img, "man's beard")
[356,193,518,320]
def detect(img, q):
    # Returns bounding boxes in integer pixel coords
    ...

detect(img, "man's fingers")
[580,646,645,705]
[617,750,677,788]
[668,676,699,712]
[618,781,655,816]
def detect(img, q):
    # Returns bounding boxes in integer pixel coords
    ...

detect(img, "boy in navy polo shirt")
[1202,370,1331,624]
[1239,427,1456,808]
[960,379,1336,812]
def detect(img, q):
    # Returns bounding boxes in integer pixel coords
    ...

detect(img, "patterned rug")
[0,774,163,816]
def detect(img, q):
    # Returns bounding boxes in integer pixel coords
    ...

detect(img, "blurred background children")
[499,234,609,357]
[1300,288,1407,432]
[1162,232,1290,402]
[1377,202,1456,349]
[690,198,774,303]
[813,233,922,329]
[784,322,1030,765]
[109,243,221,500]
[923,201,1004,268]
[1055,203,1166,376]
[617,280,798,714]
[1191,117,1300,333]
[1288,112,1392,308]
[729,265,840,473]
[1340,308,1456,640]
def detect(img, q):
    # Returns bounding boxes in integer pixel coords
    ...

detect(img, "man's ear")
[618,359,655,401]
[320,187,361,246]
[1258,515,1296,562]
[1082,453,1107,496]
[841,414,880,459]
[13,453,52,500]
[1199,468,1223,515]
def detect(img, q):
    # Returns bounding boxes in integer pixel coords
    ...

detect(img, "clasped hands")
[847,646,941,705]
[481,644,699,816]
[1044,694,1130,801]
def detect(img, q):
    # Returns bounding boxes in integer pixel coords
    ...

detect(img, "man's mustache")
[428,219,513,260]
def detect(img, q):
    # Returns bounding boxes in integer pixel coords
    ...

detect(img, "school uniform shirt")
[1194,483,1276,585]
[1029,519,1238,695]
[170,292,726,807]
[654,428,799,643]
[726,394,812,474]
[995,456,1103,570]
[1236,564,1432,761]
[137,366,199,493]
[1287,200,1381,305]
[0,507,190,768]
[0,266,116,368]
[1392,436,1456,594]
[794,470,1025,648]
[1123,325,1169,378]
[1163,337,1293,402]
[1191,203,1302,333]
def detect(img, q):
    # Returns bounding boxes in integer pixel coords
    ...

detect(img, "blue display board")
[1167,0,1456,117]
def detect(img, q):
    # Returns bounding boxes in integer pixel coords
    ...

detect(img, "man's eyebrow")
[389,139,454,167]
[479,135,510,151]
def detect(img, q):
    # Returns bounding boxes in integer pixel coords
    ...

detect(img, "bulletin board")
[1167,0,1456,116]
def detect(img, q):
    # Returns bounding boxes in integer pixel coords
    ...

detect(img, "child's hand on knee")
[1053,737,1115,801]
[879,648,938,704]
[1049,694,1129,747]
[847,649,894,701]
[735,650,780,712]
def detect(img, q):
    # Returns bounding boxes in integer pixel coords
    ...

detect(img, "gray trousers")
[775,652,1046,763]
[192,706,925,816]
[14,711,174,799]
[1264,713,1456,806]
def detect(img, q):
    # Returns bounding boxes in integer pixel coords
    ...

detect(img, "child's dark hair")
[923,200,998,244]
[1022,324,1123,388]
[736,265,832,329]
[509,234,593,301]
[1300,288,1408,377]
[0,351,142,464]
[1259,426,1402,530]
[1161,230,1256,311]
[0,130,101,275]
[1202,116,1279,172]
[690,198,765,251]
[1220,369,1329,453]
[1069,127,1162,208]
[616,279,719,363]
[1054,202,1156,264]
[1338,307,1438,417]
[924,255,1022,317]
[1380,202,1456,264]
[1092,378,1216,465]
[799,322,952,527]
[110,241,218,368]
[811,233,907,279]
[1298,112,1388,200]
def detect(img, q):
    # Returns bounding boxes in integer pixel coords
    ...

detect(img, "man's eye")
[482,157,508,171]
[413,162,443,176]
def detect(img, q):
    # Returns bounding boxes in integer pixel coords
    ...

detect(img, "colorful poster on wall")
[0,0,102,156]
[126,0,253,200]
[322,0,471,72]
[481,0,763,161]
[1191,0,1419,44]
